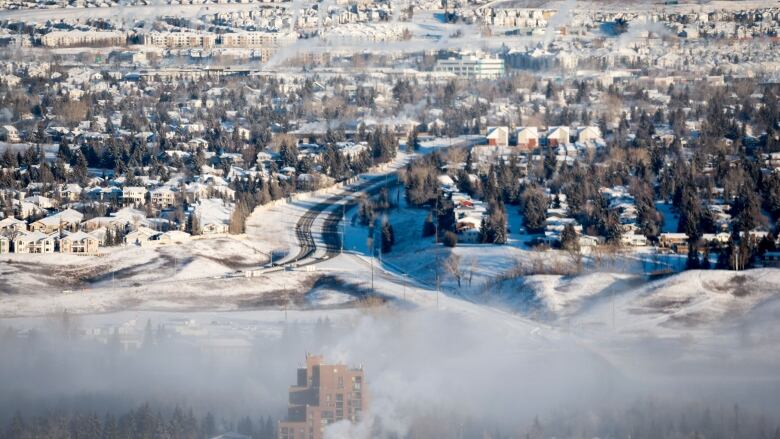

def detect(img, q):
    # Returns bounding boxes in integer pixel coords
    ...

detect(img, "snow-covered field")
[0,235,317,316]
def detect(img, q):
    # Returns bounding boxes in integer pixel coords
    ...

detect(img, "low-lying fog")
[1,306,778,438]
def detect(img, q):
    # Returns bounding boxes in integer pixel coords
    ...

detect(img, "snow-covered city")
[1,0,780,438]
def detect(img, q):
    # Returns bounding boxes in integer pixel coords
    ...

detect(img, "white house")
[485,126,509,147]
[60,231,100,254]
[14,231,56,253]
[515,126,538,150]
[29,209,84,234]
[123,186,148,206]
[124,226,159,246]
[151,187,177,209]
[0,217,26,233]
[576,126,602,143]
[0,125,20,142]
[546,126,570,146]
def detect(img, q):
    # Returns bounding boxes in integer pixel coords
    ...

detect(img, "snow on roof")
[16,231,54,241]
[36,208,84,225]
[0,216,25,226]
[111,207,147,221]
[62,231,96,242]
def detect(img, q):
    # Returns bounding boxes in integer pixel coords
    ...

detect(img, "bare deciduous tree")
[443,253,462,288]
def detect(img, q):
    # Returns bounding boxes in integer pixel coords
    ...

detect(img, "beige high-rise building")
[278,354,367,439]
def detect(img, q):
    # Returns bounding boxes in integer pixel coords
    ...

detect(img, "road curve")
[287,173,395,267]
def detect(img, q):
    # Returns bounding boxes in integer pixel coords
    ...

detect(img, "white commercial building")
[434,54,505,79]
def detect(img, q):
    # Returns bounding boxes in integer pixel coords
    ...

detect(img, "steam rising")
[543,0,576,47]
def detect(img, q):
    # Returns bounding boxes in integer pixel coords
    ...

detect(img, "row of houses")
[484,125,603,150]
[1,230,100,254]
[0,196,234,254]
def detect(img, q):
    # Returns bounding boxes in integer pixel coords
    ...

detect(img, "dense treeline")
[1,404,276,439]
[3,400,778,439]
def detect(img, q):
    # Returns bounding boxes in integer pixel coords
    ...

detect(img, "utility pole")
[436,271,440,310]
[369,240,375,293]
[435,256,440,310]
[403,273,406,301]
[434,197,439,243]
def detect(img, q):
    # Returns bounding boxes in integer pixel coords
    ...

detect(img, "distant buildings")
[220,31,296,48]
[278,354,367,439]
[434,54,505,79]
[143,32,216,49]
[40,30,126,48]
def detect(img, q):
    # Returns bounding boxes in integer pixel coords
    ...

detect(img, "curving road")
[286,174,396,267]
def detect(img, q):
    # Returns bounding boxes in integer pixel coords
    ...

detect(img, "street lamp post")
[403,273,406,301]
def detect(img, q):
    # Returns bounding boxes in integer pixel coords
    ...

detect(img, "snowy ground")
[1,148,777,357]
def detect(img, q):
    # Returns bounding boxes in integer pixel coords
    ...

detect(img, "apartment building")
[278,354,367,439]
[123,186,148,206]
[13,231,55,254]
[143,32,216,49]
[151,187,177,209]
[40,30,126,48]
[59,231,99,254]
[434,54,505,79]
[220,31,296,48]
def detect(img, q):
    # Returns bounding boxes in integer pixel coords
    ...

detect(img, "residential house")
[29,209,84,234]
[659,232,689,253]
[620,233,648,247]
[151,187,177,209]
[486,126,509,147]
[0,235,9,253]
[0,217,26,233]
[546,126,570,146]
[702,232,731,245]
[124,226,159,246]
[123,186,148,206]
[60,231,99,254]
[576,126,602,143]
[0,125,20,142]
[88,227,108,245]
[24,195,55,210]
[84,186,123,202]
[14,200,44,219]
[453,193,487,236]
[515,126,538,150]
[60,183,83,202]
[154,230,191,244]
[13,231,56,253]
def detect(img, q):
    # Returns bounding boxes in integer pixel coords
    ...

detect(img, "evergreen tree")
[521,186,548,233]
[560,223,579,251]
[381,220,395,253]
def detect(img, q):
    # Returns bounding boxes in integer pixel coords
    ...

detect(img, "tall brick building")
[278,354,367,439]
